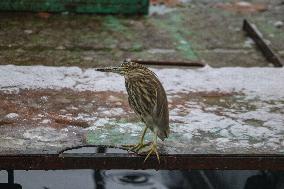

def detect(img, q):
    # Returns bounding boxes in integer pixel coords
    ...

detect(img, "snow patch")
[23,127,68,142]
[1,65,284,101]
[5,113,19,119]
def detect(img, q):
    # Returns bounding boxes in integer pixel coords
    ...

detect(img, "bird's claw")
[122,142,151,152]
[143,143,160,164]
[131,142,150,152]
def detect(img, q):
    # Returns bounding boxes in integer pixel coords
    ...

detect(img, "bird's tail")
[158,127,170,141]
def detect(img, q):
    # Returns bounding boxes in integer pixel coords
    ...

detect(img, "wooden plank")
[243,19,283,67]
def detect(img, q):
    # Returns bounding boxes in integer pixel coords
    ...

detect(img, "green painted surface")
[0,0,284,67]
[152,13,199,60]
[102,16,144,52]
[0,0,149,14]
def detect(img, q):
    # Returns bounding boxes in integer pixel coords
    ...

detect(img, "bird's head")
[96,59,143,76]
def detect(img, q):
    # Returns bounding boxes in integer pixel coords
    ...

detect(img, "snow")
[23,127,68,142]
[41,119,51,124]
[0,65,283,153]
[0,65,284,101]
[5,113,19,119]
[98,108,125,116]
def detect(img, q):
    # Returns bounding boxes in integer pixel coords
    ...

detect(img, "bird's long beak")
[95,67,123,74]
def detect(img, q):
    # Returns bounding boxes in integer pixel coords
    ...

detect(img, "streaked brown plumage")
[96,59,169,162]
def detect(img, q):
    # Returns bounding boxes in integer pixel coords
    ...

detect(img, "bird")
[96,59,169,162]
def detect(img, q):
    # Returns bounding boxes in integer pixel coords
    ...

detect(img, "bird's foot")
[131,142,150,152]
[142,143,160,163]
[122,142,151,152]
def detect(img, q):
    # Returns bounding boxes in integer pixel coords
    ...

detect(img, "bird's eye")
[122,60,131,67]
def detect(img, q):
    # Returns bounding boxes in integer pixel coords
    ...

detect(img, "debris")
[83,57,93,61]
[53,115,90,128]
[55,46,66,50]
[41,119,51,124]
[243,38,255,48]
[151,0,182,6]
[149,0,190,15]
[0,119,13,126]
[149,4,174,15]
[215,2,267,13]
[5,113,19,119]
[23,30,33,34]
[107,95,122,102]
[147,48,176,54]
[37,12,51,19]
[274,21,283,28]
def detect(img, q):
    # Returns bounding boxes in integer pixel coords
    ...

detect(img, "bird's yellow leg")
[122,126,150,152]
[130,126,149,152]
[144,131,160,163]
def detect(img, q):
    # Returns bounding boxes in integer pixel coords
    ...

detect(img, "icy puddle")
[0,65,283,155]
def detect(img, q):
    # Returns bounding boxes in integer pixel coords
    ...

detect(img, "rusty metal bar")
[243,19,283,67]
[1,154,284,170]
[133,60,206,67]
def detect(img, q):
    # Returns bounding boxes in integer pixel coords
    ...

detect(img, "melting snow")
[0,65,284,101]
[1,65,284,153]
[5,113,19,119]
[23,127,68,142]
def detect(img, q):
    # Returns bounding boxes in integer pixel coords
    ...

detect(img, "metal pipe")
[133,60,206,67]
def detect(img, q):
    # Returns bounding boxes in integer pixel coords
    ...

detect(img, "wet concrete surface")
[0,0,283,67]
[1,87,284,155]
[0,65,283,155]
[0,1,284,187]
